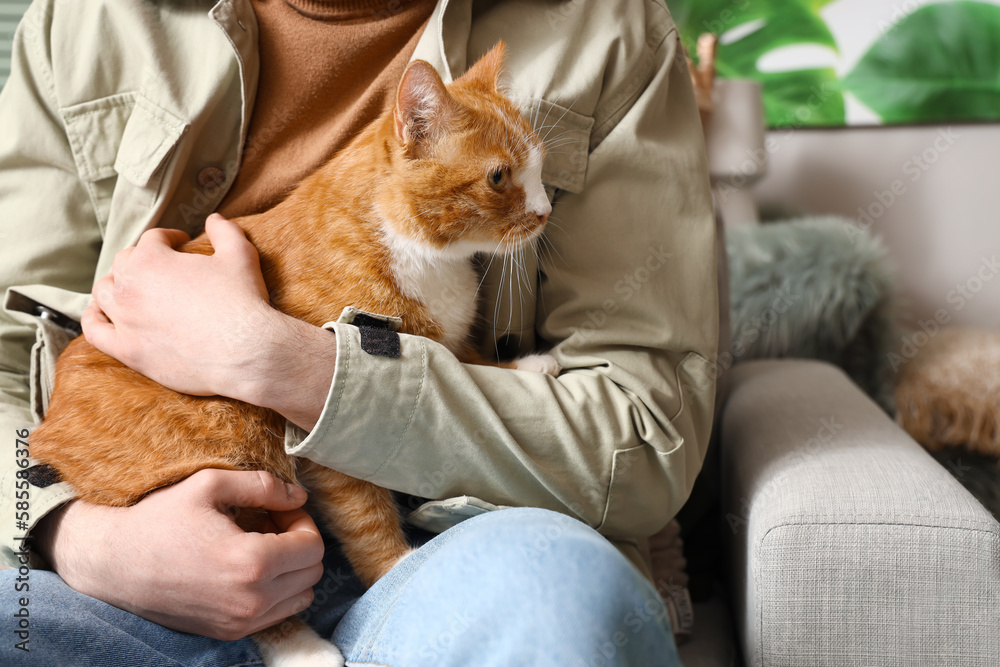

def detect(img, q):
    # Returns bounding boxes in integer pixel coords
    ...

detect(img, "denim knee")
[478,508,677,666]
[462,507,667,613]
[333,507,679,666]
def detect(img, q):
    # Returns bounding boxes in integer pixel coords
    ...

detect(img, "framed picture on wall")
[667,0,1000,127]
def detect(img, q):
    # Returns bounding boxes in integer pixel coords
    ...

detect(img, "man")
[0,0,717,663]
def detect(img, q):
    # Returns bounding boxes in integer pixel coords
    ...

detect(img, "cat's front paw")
[255,623,345,667]
[263,642,344,667]
[512,354,561,376]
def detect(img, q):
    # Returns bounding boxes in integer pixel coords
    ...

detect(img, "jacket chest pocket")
[61,93,189,274]
[477,98,593,358]
[519,97,593,196]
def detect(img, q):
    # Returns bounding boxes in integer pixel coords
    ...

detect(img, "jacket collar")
[411,0,472,82]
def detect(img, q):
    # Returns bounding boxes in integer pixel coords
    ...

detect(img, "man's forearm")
[242,309,337,432]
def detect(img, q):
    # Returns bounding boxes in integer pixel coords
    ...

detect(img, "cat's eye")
[488,167,508,191]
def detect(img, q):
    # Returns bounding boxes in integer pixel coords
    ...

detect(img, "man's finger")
[249,586,317,635]
[136,226,192,251]
[110,246,134,281]
[247,524,325,580]
[200,469,308,513]
[81,301,116,350]
[90,275,118,321]
[269,507,318,534]
[204,213,258,262]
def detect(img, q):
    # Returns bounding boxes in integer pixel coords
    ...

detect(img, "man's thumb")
[204,213,256,259]
[199,469,307,512]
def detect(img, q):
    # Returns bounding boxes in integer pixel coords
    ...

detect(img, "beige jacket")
[0,0,718,576]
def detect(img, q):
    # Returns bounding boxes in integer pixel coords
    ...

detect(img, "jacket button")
[197,167,226,190]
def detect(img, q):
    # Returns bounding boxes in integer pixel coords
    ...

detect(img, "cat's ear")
[393,60,455,153]
[461,41,511,93]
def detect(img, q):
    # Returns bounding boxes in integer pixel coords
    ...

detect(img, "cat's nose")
[534,201,552,226]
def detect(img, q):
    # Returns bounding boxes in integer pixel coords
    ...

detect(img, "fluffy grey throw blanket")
[726,217,897,413]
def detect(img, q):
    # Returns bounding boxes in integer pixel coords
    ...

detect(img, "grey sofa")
[683,357,1000,666]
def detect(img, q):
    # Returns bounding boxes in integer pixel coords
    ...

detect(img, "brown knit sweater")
[219,0,437,219]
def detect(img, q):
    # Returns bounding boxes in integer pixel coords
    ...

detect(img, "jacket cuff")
[285,310,426,482]
[1,463,75,569]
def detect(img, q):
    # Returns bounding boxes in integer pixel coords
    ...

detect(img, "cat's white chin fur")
[255,628,345,667]
[512,354,560,376]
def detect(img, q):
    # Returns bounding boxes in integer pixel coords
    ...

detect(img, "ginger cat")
[32,43,556,666]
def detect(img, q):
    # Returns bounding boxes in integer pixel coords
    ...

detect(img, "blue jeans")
[1,508,680,666]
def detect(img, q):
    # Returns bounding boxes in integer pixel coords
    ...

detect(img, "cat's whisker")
[514,244,530,282]
[541,215,567,234]
[511,246,525,332]
[492,236,511,347]
[541,139,580,150]
[475,233,510,300]
[539,239,565,266]
[542,133,586,154]
[519,244,533,295]
[512,133,536,158]
[513,248,527,332]
[535,101,555,140]
[533,245,551,319]
[540,100,577,146]
[506,251,516,335]
[537,228,568,268]
[533,123,571,143]
[508,116,542,158]
[542,126,586,139]
[502,228,525,340]
[510,244,530,332]
[535,149,572,160]
[533,244,549,292]
[542,133,585,149]
[529,99,542,131]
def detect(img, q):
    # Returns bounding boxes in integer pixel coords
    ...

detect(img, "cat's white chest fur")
[383,234,480,354]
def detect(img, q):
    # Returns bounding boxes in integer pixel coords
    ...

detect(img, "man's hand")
[83,213,276,401]
[82,213,336,430]
[34,469,325,640]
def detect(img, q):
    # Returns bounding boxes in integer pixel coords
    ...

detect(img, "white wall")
[753,124,1000,330]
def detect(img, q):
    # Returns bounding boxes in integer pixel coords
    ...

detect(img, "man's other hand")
[35,469,325,640]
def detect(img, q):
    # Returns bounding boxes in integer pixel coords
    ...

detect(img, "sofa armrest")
[721,359,1000,667]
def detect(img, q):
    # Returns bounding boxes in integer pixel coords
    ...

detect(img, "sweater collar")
[283,0,420,21]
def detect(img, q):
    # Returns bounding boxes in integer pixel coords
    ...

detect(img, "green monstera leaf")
[843,1,1000,124]
[667,0,845,126]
